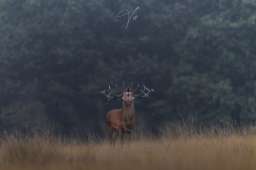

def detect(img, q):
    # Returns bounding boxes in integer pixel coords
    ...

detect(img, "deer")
[101,84,154,142]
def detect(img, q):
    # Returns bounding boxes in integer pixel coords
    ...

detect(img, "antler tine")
[133,83,154,98]
[140,84,155,98]
[100,84,114,101]
[101,83,123,100]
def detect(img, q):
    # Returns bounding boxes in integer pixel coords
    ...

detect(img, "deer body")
[106,103,135,132]
[106,89,136,141]
[102,84,153,142]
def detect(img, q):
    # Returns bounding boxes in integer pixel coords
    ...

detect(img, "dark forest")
[1,0,256,137]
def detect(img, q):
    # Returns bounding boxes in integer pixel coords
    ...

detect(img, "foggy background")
[0,0,256,137]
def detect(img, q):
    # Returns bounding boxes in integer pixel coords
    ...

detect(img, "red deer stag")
[101,84,154,142]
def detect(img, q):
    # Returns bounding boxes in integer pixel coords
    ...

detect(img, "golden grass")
[0,134,256,170]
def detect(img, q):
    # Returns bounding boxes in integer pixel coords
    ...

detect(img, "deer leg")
[106,126,114,144]
[119,127,131,143]
[111,129,118,145]
[106,127,116,145]
[125,128,133,141]
[111,129,122,145]
[121,133,127,144]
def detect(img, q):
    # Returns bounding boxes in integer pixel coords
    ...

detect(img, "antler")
[100,84,122,101]
[135,84,154,98]
[101,83,154,100]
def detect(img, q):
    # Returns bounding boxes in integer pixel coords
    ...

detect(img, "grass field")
[0,132,256,170]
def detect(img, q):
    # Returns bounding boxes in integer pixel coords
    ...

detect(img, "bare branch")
[115,6,141,30]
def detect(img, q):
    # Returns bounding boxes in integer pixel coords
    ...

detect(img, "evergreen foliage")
[0,0,256,136]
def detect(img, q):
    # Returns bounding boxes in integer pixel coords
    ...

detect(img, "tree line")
[0,0,256,136]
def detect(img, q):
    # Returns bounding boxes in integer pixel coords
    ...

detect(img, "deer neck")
[122,102,135,119]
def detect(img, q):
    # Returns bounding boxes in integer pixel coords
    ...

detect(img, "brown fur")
[106,90,136,141]
[106,109,125,131]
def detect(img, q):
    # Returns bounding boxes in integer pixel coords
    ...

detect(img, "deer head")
[122,87,135,107]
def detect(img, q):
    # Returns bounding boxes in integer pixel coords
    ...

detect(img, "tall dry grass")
[0,132,256,170]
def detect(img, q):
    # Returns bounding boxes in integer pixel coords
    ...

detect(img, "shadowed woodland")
[1,0,256,137]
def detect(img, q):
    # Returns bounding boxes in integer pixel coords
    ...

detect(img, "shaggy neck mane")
[122,102,135,119]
